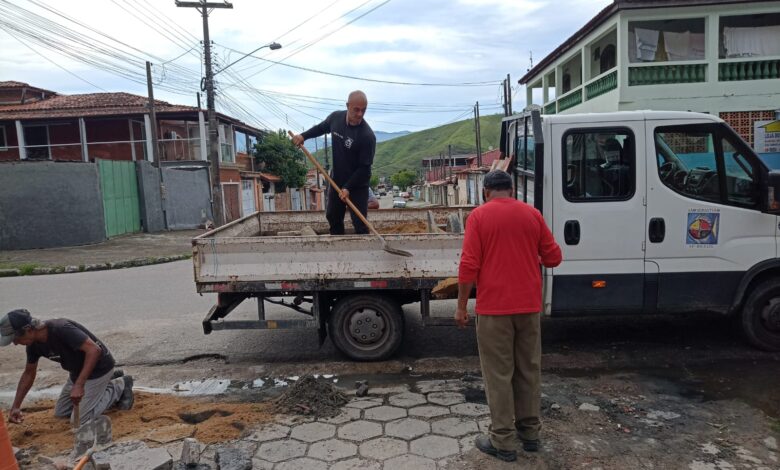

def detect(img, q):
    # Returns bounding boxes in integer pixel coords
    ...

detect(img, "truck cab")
[503,110,780,351]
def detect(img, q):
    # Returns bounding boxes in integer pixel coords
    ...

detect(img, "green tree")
[253,130,308,191]
[390,169,417,190]
[369,174,379,188]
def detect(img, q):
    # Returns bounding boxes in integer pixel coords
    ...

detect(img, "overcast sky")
[0,0,612,133]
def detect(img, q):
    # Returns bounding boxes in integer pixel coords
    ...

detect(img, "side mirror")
[763,170,780,214]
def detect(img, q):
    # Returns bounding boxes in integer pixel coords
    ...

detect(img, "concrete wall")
[136,161,166,233]
[0,161,106,250]
[162,166,213,229]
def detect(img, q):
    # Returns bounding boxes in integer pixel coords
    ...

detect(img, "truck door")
[549,118,648,314]
[645,119,777,313]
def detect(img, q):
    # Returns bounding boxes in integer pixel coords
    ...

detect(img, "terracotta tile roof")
[0,81,57,95]
[0,92,196,120]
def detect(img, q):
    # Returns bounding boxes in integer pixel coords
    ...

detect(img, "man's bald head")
[346,90,368,125]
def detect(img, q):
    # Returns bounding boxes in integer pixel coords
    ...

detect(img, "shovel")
[288,131,412,257]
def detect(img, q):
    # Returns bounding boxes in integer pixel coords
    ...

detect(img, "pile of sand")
[8,392,273,455]
[275,376,348,418]
[381,220,429,234]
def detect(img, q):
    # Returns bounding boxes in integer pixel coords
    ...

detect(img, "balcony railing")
[628,63,706,86]
[557,88,583,112]
[585,70,618,100]
[719,59,780,81]
[544,102,557,114]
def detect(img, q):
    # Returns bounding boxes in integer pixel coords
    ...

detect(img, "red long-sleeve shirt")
[458,197,562,315]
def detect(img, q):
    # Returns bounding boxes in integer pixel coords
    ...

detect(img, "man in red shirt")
[455,170,561,462]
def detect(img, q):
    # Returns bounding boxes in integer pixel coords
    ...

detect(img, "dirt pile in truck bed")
[381,220,430,234]
[275,375,348,418]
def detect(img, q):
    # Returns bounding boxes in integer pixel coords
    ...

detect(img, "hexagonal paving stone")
[364,405,407,422]
[345,397,384,409]
[319,407,362,425]
[308,438,357,461]
[368,385,410,395]
[331,457,382,470]
[478,417,490,433]
[338,420,383,441]
[358,437,407,460]
[246,423,290,442]
[290,422,336,442]
[388,392,427,408]
[450,403,491,417]
[256,440,307,463]
[431,417,479,437]
[385,418,431,440]
[251,458,275,470]
[427,392,466,406]
[410,435,460,459]
[275,457,328,470]
[408,405,450,419]
[275,414,315,426]
[459,434,479,453]
[383,454,437,470]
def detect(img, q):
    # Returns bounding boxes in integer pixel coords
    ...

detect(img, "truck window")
[563,129,635,201]
[654,125,758,208]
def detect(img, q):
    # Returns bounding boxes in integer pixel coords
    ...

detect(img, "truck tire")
[329,294,404,361]
[741,279,780,351]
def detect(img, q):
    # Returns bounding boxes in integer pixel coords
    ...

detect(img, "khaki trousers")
[54,369,125,426]
[476,312,541,450]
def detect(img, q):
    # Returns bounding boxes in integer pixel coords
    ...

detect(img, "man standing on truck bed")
[292,90,376,235]
[1,309,134,426]
[455,170,562,462]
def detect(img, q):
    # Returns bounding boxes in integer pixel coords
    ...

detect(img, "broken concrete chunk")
[181,437,201,466]
[215,446,252,470]
[764,436,778,451]
[578,403,600,412]
[300,226,318,236]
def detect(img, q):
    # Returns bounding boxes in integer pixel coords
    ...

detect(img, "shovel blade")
[382,243,413,257]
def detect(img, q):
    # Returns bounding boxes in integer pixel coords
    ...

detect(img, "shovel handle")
[72,403,80,429]
[288,131,380,237]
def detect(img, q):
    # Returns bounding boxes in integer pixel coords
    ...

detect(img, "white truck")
[192,110,780,361]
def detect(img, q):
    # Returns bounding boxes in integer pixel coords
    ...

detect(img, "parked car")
[392,197,407,208]
[400,191,410,199]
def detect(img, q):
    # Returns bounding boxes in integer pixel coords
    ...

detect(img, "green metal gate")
[98,159,141,237]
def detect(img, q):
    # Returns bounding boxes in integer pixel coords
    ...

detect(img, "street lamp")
[202,41,281,225]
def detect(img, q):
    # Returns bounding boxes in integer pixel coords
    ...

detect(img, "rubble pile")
[275,375,348,418]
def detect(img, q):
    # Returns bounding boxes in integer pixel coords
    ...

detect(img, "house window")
[23,125,50,160]
[720,13,780,59]
[629,18,705,63]
[219,124,234,163]
[563,129,635,201]
[235,130,248,154]
[0,126,7,150]
[600,44,616,73]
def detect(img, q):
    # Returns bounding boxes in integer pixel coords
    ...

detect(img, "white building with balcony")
[520,0,780,150]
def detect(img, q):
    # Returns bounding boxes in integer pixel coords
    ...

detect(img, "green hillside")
[312,114,503,179]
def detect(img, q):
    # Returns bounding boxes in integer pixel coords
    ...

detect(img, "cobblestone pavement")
[245,380,486,470]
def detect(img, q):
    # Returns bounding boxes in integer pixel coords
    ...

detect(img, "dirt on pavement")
[8,392,272,455]
[275,375,348,418]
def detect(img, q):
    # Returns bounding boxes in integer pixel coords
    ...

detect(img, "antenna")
[527,51,533,72]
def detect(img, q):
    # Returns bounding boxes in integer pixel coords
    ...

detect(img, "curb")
[0,254,192,277]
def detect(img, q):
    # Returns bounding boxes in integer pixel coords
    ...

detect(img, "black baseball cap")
[0,309,33,346]
[483,170,513,190]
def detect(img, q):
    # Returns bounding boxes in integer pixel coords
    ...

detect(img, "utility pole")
[506,73,513,116]
[474,101,483,167]
[176,0,233,226]
[448,144,453,179]
[145,61,160,165]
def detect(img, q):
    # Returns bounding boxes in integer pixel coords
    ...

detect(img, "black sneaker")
[117,375,134,410]
[474,435,517,462]
[521,438,540,452]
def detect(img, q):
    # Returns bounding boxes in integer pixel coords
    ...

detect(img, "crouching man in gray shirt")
[1,309,134,426]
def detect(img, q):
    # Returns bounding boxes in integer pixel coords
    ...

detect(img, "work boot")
[474,435,517,462]
[521,438,540,452]
[112,369,124,379]
[117,375,134,410]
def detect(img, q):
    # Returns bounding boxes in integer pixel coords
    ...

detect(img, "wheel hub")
[761,298,780,332]
[348,308,386,345]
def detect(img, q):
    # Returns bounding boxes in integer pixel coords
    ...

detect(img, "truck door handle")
[564,220,580,245]
[649,217,665,243]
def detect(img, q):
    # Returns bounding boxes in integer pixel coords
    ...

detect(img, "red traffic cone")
[0,410,20,470]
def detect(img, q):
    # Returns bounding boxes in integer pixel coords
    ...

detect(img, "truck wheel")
[741,280,780,351]
[329,294,404,361]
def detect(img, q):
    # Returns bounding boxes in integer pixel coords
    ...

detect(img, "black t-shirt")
[26,319,115,382]
[301,110,376,190]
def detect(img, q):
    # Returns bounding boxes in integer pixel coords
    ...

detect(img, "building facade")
[520,0,780,150]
